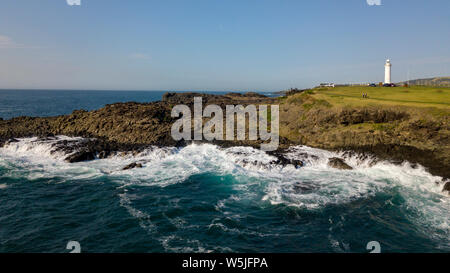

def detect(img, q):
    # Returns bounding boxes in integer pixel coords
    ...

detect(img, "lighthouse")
[384,59,392,84]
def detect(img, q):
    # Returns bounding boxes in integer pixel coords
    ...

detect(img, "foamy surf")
[0,136,88,161]
[0,136,448,250]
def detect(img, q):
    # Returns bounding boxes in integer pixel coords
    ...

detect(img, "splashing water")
[0,137,448,252]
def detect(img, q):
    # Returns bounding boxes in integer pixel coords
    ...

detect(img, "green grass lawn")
[312,85,450,109]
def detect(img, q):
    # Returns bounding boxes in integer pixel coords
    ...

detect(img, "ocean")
[0,90,448,253]
[0,89,244,120]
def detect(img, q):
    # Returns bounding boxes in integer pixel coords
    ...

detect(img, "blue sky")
[1,0,450,91]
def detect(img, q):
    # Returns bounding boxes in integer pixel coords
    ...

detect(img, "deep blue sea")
[0,90,449,253]
[0,89,256,120]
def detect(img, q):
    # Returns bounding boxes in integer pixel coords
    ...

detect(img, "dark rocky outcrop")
[328,157,353,170]
[337,109,409,125]
[6,138,19,144]
[122,162,143,170]
[268,151,304,168]
[443,182,450,194]
[97,150,110,159]
[65,150,96,163]
[1,138,18,148]
[225,92,267,98]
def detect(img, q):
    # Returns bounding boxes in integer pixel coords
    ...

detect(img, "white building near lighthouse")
[384,59,392,84]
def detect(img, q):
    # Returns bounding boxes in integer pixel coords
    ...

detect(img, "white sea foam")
[0,183,8,189]
[0,136,85,160]
[0,137,448,245]
[0,136,104,181]
[159,235,214,253]
[118,192,157,233]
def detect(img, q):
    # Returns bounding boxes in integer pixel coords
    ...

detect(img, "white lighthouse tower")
[384,59,392,84]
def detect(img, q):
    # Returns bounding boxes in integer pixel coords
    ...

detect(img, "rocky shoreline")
[0,91,449,194]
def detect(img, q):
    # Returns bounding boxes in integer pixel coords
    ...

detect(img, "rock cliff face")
[443,181,450,195]
[328,158,353,170]
[0,91,449,180]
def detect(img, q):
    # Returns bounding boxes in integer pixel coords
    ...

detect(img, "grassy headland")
[312,85,450,108]
[278,86,450,178]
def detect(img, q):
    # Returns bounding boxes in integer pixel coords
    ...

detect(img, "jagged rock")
[36,134,56,141]
[341,150,378,167]
[328,157,353,170]
[97,150,110,159]
[72,109,88,115]
[443,182,450,194]
[287,159,304,168]
[284,88,306,96]
[162,92,176,102]
[268,151,304,168]
[65,150,96,163]
[3,138,20,147]
[225,92,267,98]
[122,162,143,170]
[337,109,409,125]
[7,138,20,143]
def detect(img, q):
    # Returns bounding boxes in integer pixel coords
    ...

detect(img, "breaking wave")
[0,136,448,251]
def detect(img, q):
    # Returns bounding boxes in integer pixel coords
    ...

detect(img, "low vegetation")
[278,85,450,178]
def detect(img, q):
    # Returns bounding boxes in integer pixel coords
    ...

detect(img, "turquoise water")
[0,91,449,253]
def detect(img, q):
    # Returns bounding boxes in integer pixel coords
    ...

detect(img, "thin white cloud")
[130,53,151,60]
[367,0,382,6]
[66,0,81,6]
[0,35,26,49]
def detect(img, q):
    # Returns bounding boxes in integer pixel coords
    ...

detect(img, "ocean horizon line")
[0,88,279,93]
